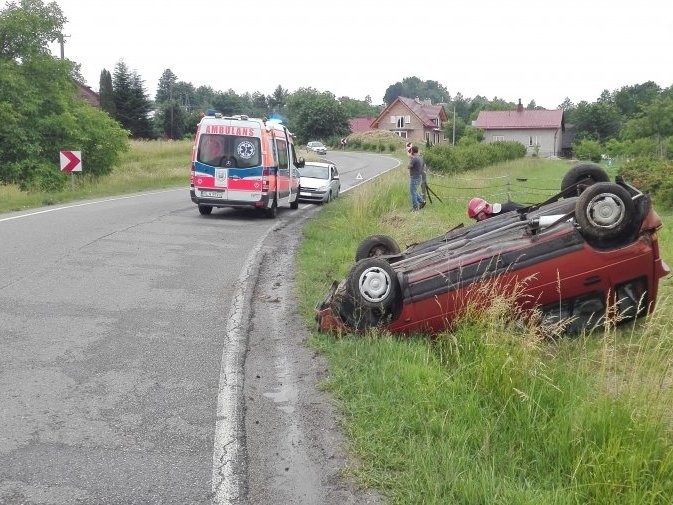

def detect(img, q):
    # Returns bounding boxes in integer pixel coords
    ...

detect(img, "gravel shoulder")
[243,212,384,505]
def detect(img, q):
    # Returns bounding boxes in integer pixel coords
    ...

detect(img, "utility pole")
[57,33,69,59]
[452,105,456,145]
[169,81,174,139]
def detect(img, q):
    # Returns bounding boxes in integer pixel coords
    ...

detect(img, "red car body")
[316,174,669,336]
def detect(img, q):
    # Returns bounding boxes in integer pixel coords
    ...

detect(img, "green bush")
[424,141,526,174]
[619,158,673,208]
[574,139,602,162]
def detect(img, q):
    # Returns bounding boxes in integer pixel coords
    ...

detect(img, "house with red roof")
[473,99,564,157]
[348,117,375,134]
[370,96,448,145]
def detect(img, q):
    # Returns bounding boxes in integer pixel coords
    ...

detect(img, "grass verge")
[297,157,673,504]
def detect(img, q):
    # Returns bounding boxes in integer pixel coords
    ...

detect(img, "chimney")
[516,99,523,113]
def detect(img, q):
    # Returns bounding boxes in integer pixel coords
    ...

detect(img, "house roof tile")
[348,117,375,133]
[473,109,563,129]
[371,96,448,129]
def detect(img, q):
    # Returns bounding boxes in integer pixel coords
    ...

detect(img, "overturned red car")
[316,165,669,335]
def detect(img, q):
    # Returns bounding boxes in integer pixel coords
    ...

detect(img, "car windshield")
[301,164,329,179]
[308,142,325,148]
[197,134,261,168]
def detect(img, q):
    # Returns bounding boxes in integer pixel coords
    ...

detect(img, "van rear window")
[198,134,261,168]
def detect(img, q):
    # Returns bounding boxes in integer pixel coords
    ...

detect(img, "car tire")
[290,191,299,209]
[345,258,402,326]
[198,204,212,215]
[561,163,610,198]
[575,182,637,243]
[355,235,401,262]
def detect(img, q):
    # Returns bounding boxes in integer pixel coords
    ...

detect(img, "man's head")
[411,146,419,154]
[467,197,500,221]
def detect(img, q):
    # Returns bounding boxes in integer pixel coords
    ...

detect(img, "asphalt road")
[0,151,399,505]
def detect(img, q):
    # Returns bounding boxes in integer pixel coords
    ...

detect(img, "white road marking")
[212,224,274,504]
[0,188,185,223]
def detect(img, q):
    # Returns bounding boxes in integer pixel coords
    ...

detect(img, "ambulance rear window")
[198,134,261,168]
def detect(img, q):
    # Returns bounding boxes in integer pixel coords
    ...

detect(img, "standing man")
[408,145,426,211]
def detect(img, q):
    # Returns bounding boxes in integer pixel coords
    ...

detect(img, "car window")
[301,164,329,179]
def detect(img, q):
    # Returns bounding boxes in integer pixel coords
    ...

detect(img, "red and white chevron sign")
[60,150,82,172]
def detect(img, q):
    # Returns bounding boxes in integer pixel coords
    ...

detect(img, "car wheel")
[325,191,331,204]
[561,163,610,198]
[575,182,637,242]
[198,204,212,215]
[355,235,401,262]
[345,258,402,328]
[290,190,299,209]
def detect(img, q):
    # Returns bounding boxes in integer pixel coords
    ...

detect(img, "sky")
[15,0,673,109]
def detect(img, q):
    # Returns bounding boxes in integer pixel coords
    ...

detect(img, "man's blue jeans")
[409,174,423,209]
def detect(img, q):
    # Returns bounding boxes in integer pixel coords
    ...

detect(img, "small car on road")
[299,162,341,204]
[315,166,669,336]
[307,141,328,155]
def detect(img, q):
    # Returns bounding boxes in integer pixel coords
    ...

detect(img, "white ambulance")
[190,113,304,218]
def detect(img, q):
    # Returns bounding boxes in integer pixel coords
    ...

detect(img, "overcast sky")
[27,0,673,109]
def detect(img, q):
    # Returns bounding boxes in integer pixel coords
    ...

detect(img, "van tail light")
[262,168,270,191]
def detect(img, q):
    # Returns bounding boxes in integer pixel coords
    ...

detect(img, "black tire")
[198,204,212,215]
[343,258,402,330]
[561,163,610,198]
[355,235,401,262]
[290,191,299,209]
[575,182,637,242]
[265,198,278,218]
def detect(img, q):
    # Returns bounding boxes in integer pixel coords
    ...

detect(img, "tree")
[383,76,450,105]
[0,0,65,60]
[155,68,178,103]
[268,84,289,115]
[154,100,186,139]
[285,88,349,143]
[338,96,380,119]
[99,68,115,115]
[613,81,661,119]
[112,60,154,138]
[0,0,128,190]
[572,101,622,142]
[212,89,245,116]
[622,96,673,158]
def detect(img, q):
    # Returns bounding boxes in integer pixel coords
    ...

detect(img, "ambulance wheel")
[198,204,212,215]
[290,191,299,209]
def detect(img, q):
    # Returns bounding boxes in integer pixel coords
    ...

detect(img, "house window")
[529,135,538,146]
[394,131,407,139]
[397,116,405,128]
[425,132,431,143]
[493,135,504,141]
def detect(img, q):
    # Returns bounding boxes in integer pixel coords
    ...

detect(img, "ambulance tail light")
[261,168,270,191]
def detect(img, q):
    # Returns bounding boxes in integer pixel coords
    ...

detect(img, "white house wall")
[483,128,561,157]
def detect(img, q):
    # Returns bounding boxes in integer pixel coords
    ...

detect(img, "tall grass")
[299,156,673,504]
[0,139,192,213]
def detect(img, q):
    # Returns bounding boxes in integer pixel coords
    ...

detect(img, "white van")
[190,113,304,218]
